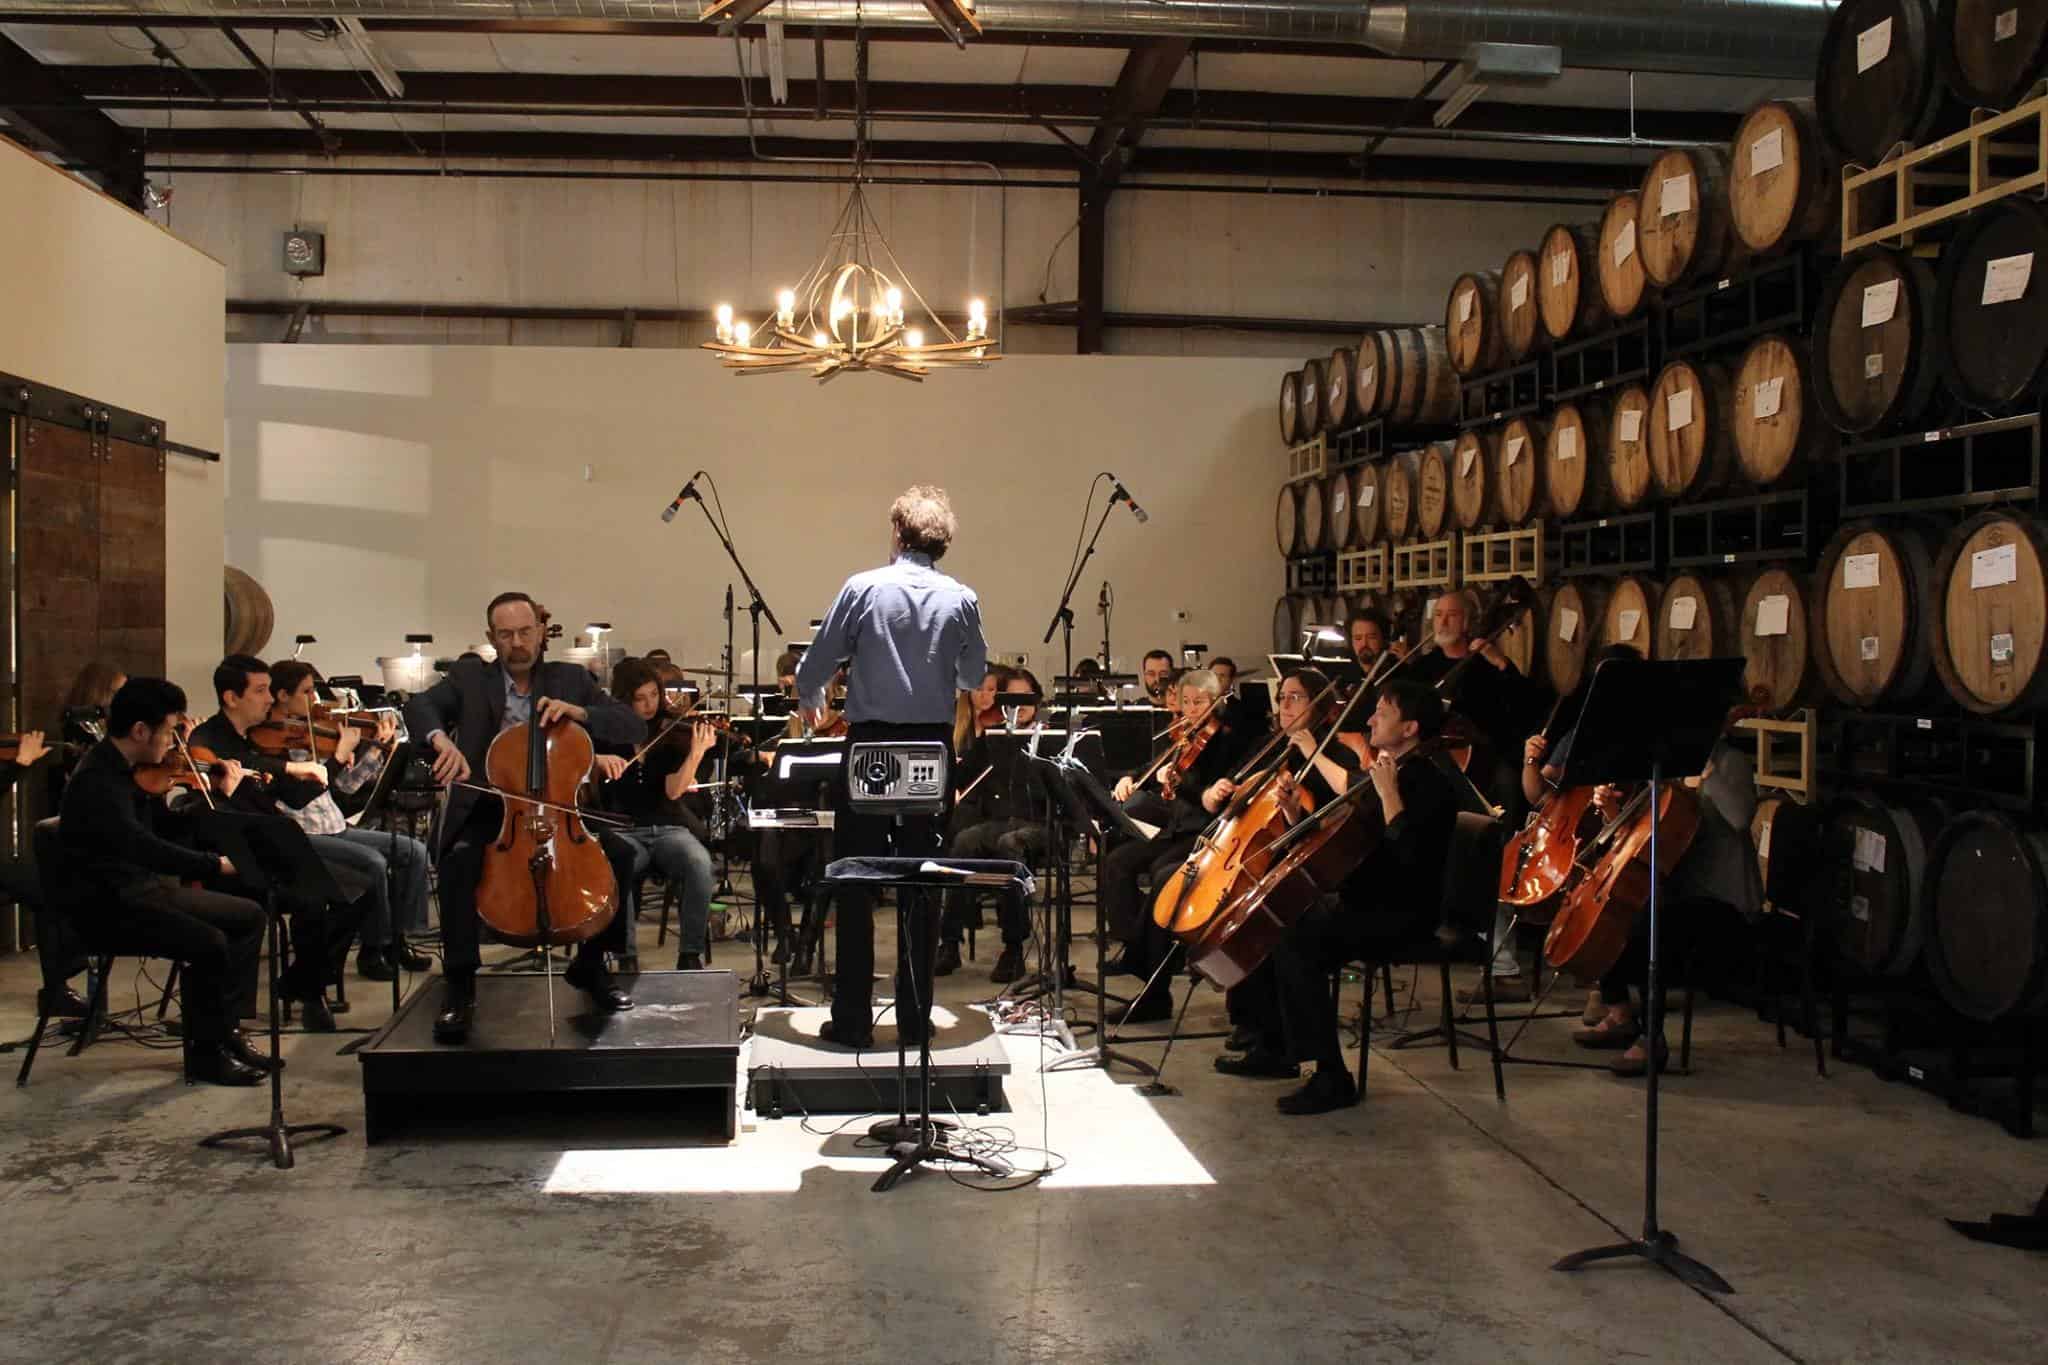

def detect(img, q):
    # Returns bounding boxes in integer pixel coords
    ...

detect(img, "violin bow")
[168,726,217,811]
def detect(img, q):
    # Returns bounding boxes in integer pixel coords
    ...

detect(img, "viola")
[132,744,273,797]
[1542,783,1702,983]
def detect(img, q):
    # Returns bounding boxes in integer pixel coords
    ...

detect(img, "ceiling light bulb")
[735,320,752,345]
[812,331,829,347]
[885,287,904,315]
[776,289,796,327]
[968,298,986,322]
[905,328,925,349]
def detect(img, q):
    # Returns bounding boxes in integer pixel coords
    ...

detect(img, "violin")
[132,744,273,797]
[474,611,620,948]
[248,717,347,759]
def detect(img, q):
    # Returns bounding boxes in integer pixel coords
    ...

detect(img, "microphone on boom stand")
[660,472,703,523]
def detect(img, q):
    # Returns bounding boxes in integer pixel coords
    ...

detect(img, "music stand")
[191,811,349,1170]
[349,739,418,1018]
[1550,656,1743,1295]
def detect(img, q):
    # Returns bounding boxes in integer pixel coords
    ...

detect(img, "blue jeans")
[310,825,432,949]
[604,825,715,958]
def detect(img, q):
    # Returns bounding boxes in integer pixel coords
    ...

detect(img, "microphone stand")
[684,487,783,988]
[1042,484,1123,690]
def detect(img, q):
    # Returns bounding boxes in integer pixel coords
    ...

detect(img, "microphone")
[660,472,702,523]
[1109,475,1150,524]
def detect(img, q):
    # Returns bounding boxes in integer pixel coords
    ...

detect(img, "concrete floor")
[1,887,2043,1365]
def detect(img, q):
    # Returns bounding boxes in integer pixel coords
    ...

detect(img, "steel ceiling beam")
[0,32,144,205]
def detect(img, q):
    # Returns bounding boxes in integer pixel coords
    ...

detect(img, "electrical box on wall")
[282,229,325,277]
[996,651,1027,669]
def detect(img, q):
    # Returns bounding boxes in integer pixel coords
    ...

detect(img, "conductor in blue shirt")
[795,485,989,1049]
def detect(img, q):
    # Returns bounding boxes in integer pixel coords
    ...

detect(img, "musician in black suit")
[404,592,646,1043]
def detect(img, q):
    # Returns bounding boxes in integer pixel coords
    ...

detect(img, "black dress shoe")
[1277,1068,1360,1115]
[36,986,90,1019]
[433,976,477,1044]
[225,1030,284,1073]
[791,950,815,977]
[770,940,790,966]
[296,991,337,1033]
[989,946,1024,984]
[934,942,963,977]
[356,949,398,982]
[392,939,435,973]
[1104,951,1143,978]
[187,1044,264,1087]
[1214,1048,1299,1079]
[564,960,634,1012]
[819,1018,875,1050]
[675,952,705,971]
[1224,1023,1262,1053]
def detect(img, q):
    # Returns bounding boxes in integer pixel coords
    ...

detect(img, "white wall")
[0,138,226,703]
[224,345,1285,685]
[163,157,1571,355]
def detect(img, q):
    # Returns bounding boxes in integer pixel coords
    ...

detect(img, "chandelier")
[701,34,999,384]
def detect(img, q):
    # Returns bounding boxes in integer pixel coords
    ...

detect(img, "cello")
[1542,783,1701,983]
[474,611,620,948]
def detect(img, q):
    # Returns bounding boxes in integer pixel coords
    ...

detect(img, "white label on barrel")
[1551,250,1570,286]
[1510,275,1529,311]
[1619,609,1643,639]
[1843,552,1881,589]
[1851,894,1872,923]
[1619,407,1644,443]
[1857,17,1892,72]
[1558,427,1579,461]
[1755,595,1791,636]
[1859,634,1881,661]
[1559,608,1580,642]
[1862,278,1900,327]
[1997,8,2019,41]
[1362,484,1375,507]
[1994,632,2016,664]
[1360,364,1374,391]
[1973,542,2018,589]
[1982,253,2034,305]
[1749,127,1784,176]
[1506,435,1526,466]
[1668,387,1695,432]
[1614,220,1636,266]
[1754,376,1785,420]
[1865,353,1885,379]
[1758,820,1773,860]
[1660,173,1692,218]
[1458,288,1474,323]
[1459,446,1476,477]
[1334,488,1348,515]
[1670,595,1698,631]
[1853,828,1887,874]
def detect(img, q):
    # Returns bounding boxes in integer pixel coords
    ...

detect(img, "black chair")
[1347,813,1509,1101]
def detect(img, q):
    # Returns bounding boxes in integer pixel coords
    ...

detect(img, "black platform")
[356,971,741,1143]
[747,1005,1011,1119]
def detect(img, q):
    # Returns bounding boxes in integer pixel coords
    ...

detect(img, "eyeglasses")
[1278,691,1311,704]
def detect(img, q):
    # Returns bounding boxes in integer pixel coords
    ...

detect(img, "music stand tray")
[190,811,349,1170]
[1550,656,1743,1295]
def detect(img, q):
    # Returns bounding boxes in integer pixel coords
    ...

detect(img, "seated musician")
[192,655,370,1031]
[404,592,648,1043]
[937,668,1050,984]
[592,657,720,971]
[59,677,271,1086]
[3,729,83,1018]
[1347,611,1389,673]
[1220,678,1458,1115]
[264,659,435,985]
[1099,668,1250,1022]
[1406,589,1550,817]
[1140,649,1175,707]
[1524,648,1761,1076]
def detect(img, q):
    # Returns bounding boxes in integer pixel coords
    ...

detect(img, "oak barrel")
[1297,357,1326,439]
[1729,98,1842,256]
[1636,146,1739,289]
[1826,790,1942,976]
[1500,248,1545,363]
[1354,334,1388,416]
[1278,369,1303,446]
[1383,451,1420,542]
[1324,346,1358,430]
[1812,521,1942,706]
[1655,572,1741,662]
[1926,810,2048,1022]
[1818,0,1956,165]
[1272,595,1306,654]
[1732,332,1835,486]
[1275,483,1306,557]
[1545,580,1608,697]
[1938,0,2048,108]
[1930,510,2048,714]
[1300,476,1331,554]
[1752,796,1823,914]
[1328,467,1361,551]
[1647,359,1737,500]
[1543,400,1609,520]
[1740,568,1820,709]
[1537,221,1611,342]
[223,565,275,657]
[1596,191,1651,320]
[1449,429,1500,531]
[1934,197,2048,414]
[1605,383,1656,511]
[1599,574,1657,655]
[1446,271,1506,376]
[1811,246,1943,436]
[1383,325,1461,426]
[1496,414,1546,527]
[1495,591,1545,686]
[1414,441,1453,539]
[1351,461,1386,545]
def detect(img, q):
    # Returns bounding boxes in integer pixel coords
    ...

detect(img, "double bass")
[474,611,620,948]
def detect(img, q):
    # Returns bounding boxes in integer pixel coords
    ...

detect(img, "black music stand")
[191,811,349,1170]
[353,739,418,1018]
[1550,656,1743,1295]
